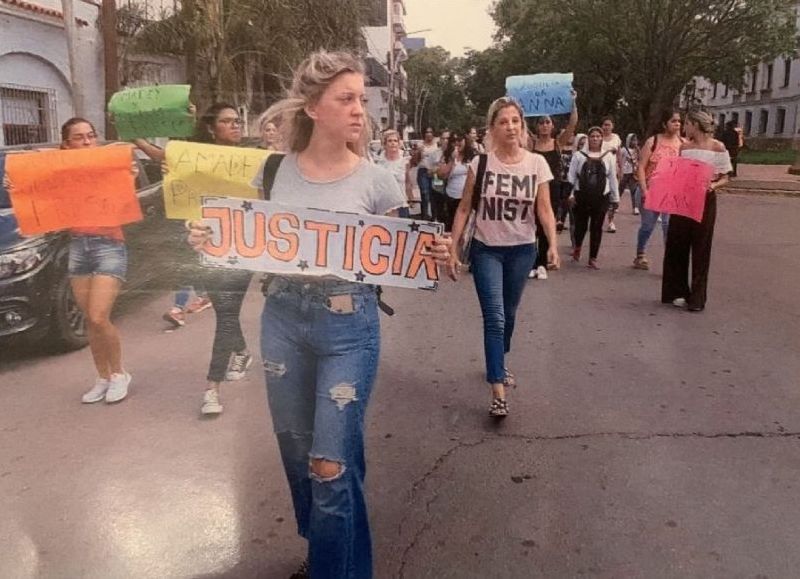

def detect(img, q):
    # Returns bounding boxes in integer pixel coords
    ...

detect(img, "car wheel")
[49,275,88,351]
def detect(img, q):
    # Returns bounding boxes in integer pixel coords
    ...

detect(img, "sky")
[402,0,496,57]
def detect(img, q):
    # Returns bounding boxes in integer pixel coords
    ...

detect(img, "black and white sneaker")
[225,351,253,381]
[489,398,509,417]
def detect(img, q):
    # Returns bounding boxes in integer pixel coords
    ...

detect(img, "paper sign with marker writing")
[109,84,194,140]
[645,156,714,222]
[164,141,270,220]
[506,73,574,117]
[200,196,443,290]
[5,146,141,235]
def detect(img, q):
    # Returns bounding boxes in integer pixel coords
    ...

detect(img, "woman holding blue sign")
[189,51,451,579]
[447,97,560,417]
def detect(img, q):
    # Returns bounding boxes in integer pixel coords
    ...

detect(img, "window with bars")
[1,84,58,146]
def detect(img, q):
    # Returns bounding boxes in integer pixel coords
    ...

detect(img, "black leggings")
[534,180,563,268]
[206,270,252,383]
[573,192,610,259]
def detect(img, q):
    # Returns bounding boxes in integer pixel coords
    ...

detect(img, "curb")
[720,188,800,198]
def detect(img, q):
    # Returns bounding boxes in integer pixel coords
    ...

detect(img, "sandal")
[489,398,509,417]
[632,255,650,270]
[503,368,516,389]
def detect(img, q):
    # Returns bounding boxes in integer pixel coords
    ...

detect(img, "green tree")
[403,47,477,133]
[489,0,797,135]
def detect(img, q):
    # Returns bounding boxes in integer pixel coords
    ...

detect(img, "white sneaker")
[105,372,131,403]
[225,351,253,381]
[536,265,548,280]
[633,208,640,215]
[607,222,617,233]
[672,298,688,308]
[201,389,223,415]
[528,269,537,279]
[82,377,109,404]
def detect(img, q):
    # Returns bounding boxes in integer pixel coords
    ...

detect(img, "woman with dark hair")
[528,98,578,279]
[416,126,438,220]
[662,110,731,311]
[567,126,619,269]
[437,131,476,231]
[138,103,255,415]
[59,118,136,403]
[633,109,684,270]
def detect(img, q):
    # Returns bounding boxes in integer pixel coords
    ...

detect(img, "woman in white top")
[377,129,413,217]
[662,110,731,312]
[437,131,476,231]
[447,97,559,417]
[600,116,622,153]
[567,126,620,269]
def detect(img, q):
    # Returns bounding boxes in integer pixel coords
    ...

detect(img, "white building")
[0,0,106,145]
[362,0,408,136]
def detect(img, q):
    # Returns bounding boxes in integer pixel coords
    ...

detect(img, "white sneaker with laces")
[82,377,109,404]
[536,265,548,280]
[672,298,688,308]
[225,351,253,381]
[201,389,223,415]
[105,372,131,403]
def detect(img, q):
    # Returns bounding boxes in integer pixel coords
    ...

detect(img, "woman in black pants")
[566,126,619,269]
[662,110,731,312]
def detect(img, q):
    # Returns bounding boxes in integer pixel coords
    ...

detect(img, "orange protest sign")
[5,146,141,235]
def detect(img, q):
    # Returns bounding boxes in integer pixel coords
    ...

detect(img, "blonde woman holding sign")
[447,97,559,418]
[662,110,731,312]
[189,51,451,579]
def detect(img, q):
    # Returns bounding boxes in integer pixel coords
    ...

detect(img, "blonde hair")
[256,112,276,134]
[485,97,527,149]
[262,50,370,155]
[686,110,715,134]
[381,129,400,145]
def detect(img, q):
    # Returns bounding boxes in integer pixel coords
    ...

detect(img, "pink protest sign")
[645,156,714,222]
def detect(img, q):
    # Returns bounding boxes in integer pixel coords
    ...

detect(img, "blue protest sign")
[505,73,574,117]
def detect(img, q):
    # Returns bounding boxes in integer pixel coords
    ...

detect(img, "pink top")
[645,135,683,184]
[470,151,553,247]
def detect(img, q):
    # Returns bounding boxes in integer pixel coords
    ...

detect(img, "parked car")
[0,143,169,351]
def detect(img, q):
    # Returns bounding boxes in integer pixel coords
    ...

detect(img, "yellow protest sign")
[163,141,270,220]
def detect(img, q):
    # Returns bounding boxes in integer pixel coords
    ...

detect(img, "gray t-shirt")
[252,153,406,215]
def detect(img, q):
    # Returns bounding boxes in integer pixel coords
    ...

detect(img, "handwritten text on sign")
[164,141,270,220]
[5,146,141,235]
[645,157,714,223]
[200,197,443,290]
[505,73,574,117]
[108,85,194,141]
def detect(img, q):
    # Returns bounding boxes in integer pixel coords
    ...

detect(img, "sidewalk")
[724,163,800,195]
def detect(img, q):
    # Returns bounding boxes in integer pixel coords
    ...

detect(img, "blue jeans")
[68,235,128,282]
[470,240,537,384]
[416,170,432,220]
[261,279,380,579]
[636,205,669,255]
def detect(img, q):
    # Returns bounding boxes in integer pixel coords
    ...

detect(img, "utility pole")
[387,0,395,132]
[102,0,120,139]
[61,0,84,116]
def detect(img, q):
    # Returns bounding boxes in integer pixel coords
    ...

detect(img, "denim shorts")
[68,236,128,282]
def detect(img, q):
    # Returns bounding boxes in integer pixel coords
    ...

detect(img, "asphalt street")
[1,192,799,579]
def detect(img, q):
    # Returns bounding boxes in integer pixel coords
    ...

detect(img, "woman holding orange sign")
[61,118,134,404]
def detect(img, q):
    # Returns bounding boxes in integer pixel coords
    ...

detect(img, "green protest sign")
[108,84,195,140]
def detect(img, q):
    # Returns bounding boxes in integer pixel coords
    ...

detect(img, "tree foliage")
[120,0,373,111]
[475,0,798,135]
[402,47,478,133]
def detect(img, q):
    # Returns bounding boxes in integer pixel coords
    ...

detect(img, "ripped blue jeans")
[261,278,380,579]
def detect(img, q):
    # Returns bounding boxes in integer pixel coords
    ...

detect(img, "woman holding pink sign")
[662,110,731,312]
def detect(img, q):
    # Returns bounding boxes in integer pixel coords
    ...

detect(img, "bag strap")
[261,153,286,200]
[471,153,488,211]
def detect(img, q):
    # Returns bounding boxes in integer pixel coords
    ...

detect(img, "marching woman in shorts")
[61,118,134,403]
[447,97,559,417]
[662,110,731,312]
[189,51,450,579]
